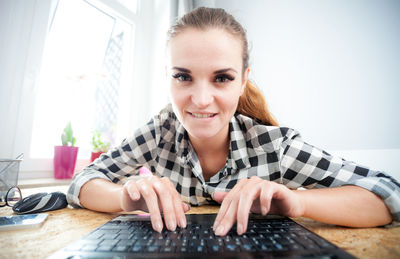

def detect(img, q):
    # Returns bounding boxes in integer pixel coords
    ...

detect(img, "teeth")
[191,113,214,118]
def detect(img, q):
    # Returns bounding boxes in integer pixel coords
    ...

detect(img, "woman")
[67,7,399,236]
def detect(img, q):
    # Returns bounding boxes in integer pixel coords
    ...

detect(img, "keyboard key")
[160,246,175,252]
[96,245,114,252]
[226,244,240,252]
[210,244,222,252]
[81,245,98,252]
[196,245,206,252]
[100,239,119,246]
[259,244,273,251]
[146,246,159,253]
[242,244,256,252]
[177,246,188,253]
[117,239,136,246]
[117,233,131,240]
[112,245,130,252]
[86,232,104,239]
[130,244,143,252]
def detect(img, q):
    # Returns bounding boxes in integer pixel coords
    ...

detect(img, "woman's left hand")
[212,176,304,236]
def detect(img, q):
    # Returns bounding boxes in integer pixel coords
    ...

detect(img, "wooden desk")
[1,186,399,259]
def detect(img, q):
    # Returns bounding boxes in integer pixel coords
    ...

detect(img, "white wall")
[215,0,400,180]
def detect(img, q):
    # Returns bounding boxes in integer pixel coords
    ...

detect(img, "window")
[30,0,136,160]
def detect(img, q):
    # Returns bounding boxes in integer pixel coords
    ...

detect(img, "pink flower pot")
[54,146,79,179]
[90,151,103,162]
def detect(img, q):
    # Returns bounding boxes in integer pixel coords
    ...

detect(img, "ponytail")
[237,81,278,126]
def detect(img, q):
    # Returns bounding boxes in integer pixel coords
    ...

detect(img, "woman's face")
[167,28,249,143]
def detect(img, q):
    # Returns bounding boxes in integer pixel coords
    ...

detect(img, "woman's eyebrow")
[214,68,238,74]
[172,67,191,73]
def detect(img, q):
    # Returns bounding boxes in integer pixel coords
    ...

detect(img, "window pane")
[30,0,133,158]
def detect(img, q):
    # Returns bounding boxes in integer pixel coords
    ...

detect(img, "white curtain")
[0,0,55,159]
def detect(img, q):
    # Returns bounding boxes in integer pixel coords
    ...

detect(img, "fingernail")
[261,206,267,215]
[132,192,140,200]
[155,222,163,233]
[180,218,187,228]
[237,223,243,235]
[168,220,176,231]
[215,225,225,236]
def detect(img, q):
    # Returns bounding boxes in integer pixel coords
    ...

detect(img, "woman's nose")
[191,83,214,108]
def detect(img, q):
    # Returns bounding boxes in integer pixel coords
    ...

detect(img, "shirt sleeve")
[278,128,400,223]
[66,119,160,208]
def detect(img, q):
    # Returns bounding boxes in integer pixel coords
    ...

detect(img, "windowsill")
[18,178,72,188]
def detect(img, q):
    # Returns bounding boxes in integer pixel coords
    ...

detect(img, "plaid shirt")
[67,104,400,222]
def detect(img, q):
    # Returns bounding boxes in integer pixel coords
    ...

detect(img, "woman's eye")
[215,74,235,83]
[172,73,192,82]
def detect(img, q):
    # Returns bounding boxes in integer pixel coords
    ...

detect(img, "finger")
[163,177,187,229]
[212,192,228,204]
[214,196,239,236]
[120,180,141,212]
[259,181,273,215]
[237,179,264,235]
[137,178,163,233]
[213,179,248,229]
[152,177,177,231]
[182,202,190,212]
[213,192,235,230]
[126,180,141,201]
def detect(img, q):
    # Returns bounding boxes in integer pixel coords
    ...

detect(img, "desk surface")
[1,186,399,259]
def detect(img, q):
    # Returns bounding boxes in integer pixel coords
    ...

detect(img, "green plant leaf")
[61,133,68,145]
[61,122,77,146]
[91,130,110,152]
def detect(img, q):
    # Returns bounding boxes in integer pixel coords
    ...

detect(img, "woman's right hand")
[120,167,190,233]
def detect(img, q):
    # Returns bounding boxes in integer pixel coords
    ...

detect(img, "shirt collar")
[172,108,251,172]
[227,113,251,171]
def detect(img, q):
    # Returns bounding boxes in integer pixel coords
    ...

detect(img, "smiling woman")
[67,7,399,238]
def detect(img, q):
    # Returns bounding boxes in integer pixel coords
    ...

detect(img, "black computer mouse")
[12,191,68,214]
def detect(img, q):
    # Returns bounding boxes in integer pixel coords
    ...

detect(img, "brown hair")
[167,7,278,126]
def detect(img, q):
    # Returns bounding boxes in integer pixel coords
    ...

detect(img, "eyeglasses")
[0,186,22,207]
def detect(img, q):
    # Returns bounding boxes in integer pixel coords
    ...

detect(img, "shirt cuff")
[66,169,112,208]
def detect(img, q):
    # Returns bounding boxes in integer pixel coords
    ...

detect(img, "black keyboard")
[50,214,356,258]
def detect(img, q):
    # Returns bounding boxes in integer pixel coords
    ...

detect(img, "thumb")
[182,202,191,212]
[212,192,228,204]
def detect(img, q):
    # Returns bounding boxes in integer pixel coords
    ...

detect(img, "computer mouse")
[12,191,68,214]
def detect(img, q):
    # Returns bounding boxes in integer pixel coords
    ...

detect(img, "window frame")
[17,0,139,179]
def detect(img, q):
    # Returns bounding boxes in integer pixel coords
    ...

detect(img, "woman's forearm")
[295,185,392,227]
[79,179,123,212]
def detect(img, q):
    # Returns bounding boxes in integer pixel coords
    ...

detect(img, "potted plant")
[90,130,110,162]
[54,122,78,179]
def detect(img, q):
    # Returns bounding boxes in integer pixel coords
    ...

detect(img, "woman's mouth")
[188,112,217,118]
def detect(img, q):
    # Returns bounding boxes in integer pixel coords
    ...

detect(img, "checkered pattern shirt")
[67,104,400,222]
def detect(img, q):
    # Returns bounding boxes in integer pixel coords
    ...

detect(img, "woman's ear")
[240,67,250,95]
